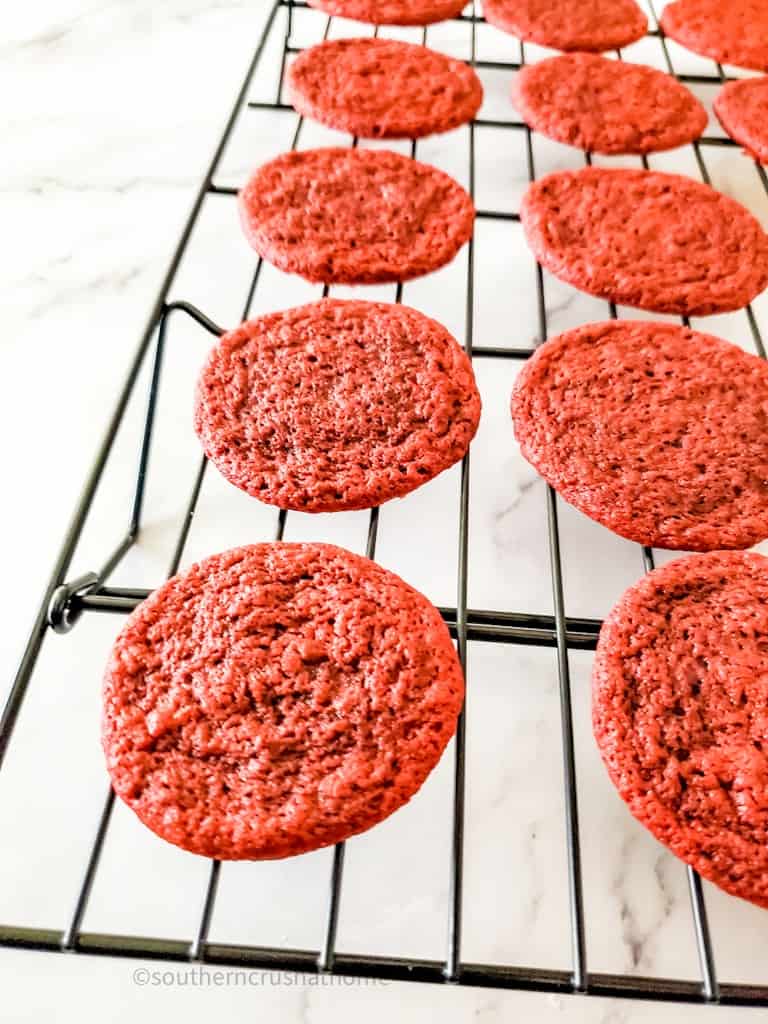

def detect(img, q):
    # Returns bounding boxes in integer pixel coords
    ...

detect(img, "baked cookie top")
[520,167,768,316]
[306,0,467,25]
[483,0,646,52]
[238,147,474,285]
[103,542,465,860]
[715,77,768,164]
[194,299,480,512]
[511,320,768,551]
[662,0,768,73]
[287,37,482,139]
[512,53,706,155]
[593,551,768,909]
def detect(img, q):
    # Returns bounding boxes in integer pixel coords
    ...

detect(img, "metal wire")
[443,2,475,985]
[518,34,589,991]
[3,0,768,1007]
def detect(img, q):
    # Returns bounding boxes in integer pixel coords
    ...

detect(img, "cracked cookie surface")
[511,321,768,551]
[593,551,768,909]
[715,77,768,164]
[520,167,768,315]
[287,37,482,139]
[194,299,481,512]
[483,0,646,51]
[512,54,706,155]
[306,0,467,25]
[662,0,768,73]
[238,148,474,285]
[103,542,465,860]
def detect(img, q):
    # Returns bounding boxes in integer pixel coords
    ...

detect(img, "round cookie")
[520,167,768,316]
[194,299,481,513]
[103,542,465,861]
[661,0,768,73]
[238,147,474,285]
[306,0,466,25]
[482,0,647,52]
[714,77,768,164]
[512,54,707,154]
[593,550,768,909]
[511,321,768,551]
[287,38,483,139]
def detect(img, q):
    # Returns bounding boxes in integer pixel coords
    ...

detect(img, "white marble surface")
[3,1,768,1021]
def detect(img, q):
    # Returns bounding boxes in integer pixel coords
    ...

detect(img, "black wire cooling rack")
[3,0,768,1008]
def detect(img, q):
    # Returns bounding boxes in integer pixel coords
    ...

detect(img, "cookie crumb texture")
[593,551,768,909]
[103,543,465,860]
[715,77,768,164]
[520,167,768,316]
[287,37,482,140]
[194,299,481,512]
[511,321,768,551]
[483,0,646,51]
[661,0,768,73]
[306,0,467,24]
[512,54,706,155]
[238,148,474,285]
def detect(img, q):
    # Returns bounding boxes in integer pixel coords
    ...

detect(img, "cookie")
[194,299,480,513]
[661,0,768,73]
[520,167,768,316]
[593,551,768,909]
[483,0,647,52]
[714,77,768,164]
[306,0,467,24]
[238,147,474,285]
[511,321,768,551]
[512,54,706,154]
[287,37,482,139]
[103,542,465,860]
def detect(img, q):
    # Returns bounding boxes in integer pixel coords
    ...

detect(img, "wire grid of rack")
[3,0,768,1008]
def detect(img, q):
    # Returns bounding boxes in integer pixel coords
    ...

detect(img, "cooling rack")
[3,0,768,1008]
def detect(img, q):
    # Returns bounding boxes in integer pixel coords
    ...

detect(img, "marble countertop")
[2,1,768,1021]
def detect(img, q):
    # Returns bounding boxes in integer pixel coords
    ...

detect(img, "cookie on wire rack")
[511,320,768,551]
[512,53,707,155]
[103,542,465,860]
[194,298,481,512]
[520,167,768,316]
[661,0,768,73]
[238,147,474,285]
[593,550,768,909]
[287,37,483,139]
[714,77,768,164]
[482,0,647,52]
[306,0,467,25]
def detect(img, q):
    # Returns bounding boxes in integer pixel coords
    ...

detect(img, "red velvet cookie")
[511,321,768,551]
[715,77,768,164]
[661,0,768,73]
[194,299,480,512]
[520,167,768,315]
[306,0,466,25]
[238,148,474,285]
[483,0,647,52]
[287,38,482,139]
[103,542,465,860]
[512,54,706,154]
[593,551,768,909]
